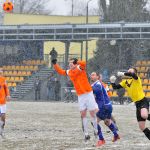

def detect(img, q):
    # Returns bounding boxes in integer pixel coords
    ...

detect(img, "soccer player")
[99,74,118,130]
[110,67,150,140]
[51,58,98,141]
[90,72,120,147]
[0,69,10,137]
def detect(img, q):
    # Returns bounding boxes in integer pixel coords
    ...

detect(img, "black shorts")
[135,97,149,122]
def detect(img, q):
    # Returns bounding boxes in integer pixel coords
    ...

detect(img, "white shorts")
[78,91,98,111]
[0,104,6,114]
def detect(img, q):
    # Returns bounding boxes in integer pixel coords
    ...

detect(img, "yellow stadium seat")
[139,73,145,78]
[7,82,12,87]
[147,86,150,90]
[2,66,7,70]
[12,82,16,87]
[143,79,149,84]
[15,77,20,82]
[11,65,15,70]
[26,71,31,76]
[141,61,147,65]
[27,60,32,65]
[124,92,128,97]
[136,61,141,66]
[20,66,25,70]
[20,77,24,81]
[29,65,34,70]
[112,91,118,97]
[24,66,29,70]
[13,71,18,76]
[143,85,147,90]
[41,60,46,65]
[22,71,26,76]
[140,67,146,71]
[8,71,12,75]
[37,60,41,64]
[146,92,150,98]
[7,66,12,70]
[6,77,10,81]
[10,77,15,82]
[15,66,20,70]
[3,71,8,76]
[32,60,36,65]
[18,71,22,76]
[33,66,38,71]
[136,67,140,71]
[109,84,113,89]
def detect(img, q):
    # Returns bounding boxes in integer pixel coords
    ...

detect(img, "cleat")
[96,139,105,147]
[84,135,90,142]
[112,135,120,142]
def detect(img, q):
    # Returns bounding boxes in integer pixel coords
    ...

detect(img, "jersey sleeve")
[54,64,67,76]
[92,84,101,93]
[4,80,10,96]
[77,61,86,70]
[119,80,126,88]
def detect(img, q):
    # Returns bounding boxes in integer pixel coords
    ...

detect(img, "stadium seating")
[1,59,46,88]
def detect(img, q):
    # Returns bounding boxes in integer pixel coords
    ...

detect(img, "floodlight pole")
[85,0,92,63]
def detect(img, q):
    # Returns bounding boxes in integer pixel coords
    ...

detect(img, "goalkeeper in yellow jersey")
[110,67,150,140]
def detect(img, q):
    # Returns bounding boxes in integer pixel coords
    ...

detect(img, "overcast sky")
[49,0,99,15]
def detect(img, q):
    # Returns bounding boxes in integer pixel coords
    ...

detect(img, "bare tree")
[66,0,100,16]
[13,0,52,15]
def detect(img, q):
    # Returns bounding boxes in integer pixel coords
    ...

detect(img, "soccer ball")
[3,1,14,13]
[110,40,116,46]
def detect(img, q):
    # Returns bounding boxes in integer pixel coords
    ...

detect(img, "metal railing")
[61,87,77,102]
[1,23,150,41]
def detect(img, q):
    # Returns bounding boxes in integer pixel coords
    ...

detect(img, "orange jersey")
[54,61,92,96]
[0,76,10,105]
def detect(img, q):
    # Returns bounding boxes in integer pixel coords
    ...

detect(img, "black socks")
[147,114,150,121]
[143,128,150,140]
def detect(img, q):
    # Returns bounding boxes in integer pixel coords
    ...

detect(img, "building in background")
[3,13,99,60]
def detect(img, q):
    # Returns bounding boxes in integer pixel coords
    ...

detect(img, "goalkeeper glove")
[117,72,125,77]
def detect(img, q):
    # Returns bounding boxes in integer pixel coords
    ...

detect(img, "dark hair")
[91,71,100,78]
[132,67,137,74]
[69,58,78,61]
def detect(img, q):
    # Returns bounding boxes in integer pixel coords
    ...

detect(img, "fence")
[61,87,77,102]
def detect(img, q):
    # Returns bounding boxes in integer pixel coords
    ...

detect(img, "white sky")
[49,0,99,15]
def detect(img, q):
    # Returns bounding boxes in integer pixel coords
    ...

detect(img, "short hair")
[130,67,137,74]
[91,71,100,78]
[69,58,78,61]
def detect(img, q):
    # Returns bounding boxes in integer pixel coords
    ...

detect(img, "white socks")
[91,116,98,134]
[0,120,4,135]
[82,117,88,136]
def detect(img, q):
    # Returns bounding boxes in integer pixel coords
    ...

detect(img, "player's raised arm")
[117,71,138,80]
[109,75,123,89]
[52,59,67,76]
[77,60,86,70]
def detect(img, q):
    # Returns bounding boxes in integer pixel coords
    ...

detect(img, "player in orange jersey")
[52,58,98,142]
[0,69,10,137]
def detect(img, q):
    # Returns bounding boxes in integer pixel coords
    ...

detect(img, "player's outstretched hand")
[73,58,78,65]
[117,72,125,77]
[110,75,117,83]
[51,59,57,65]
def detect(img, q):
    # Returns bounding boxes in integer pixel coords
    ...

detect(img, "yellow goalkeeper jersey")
[120,77,145,102]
